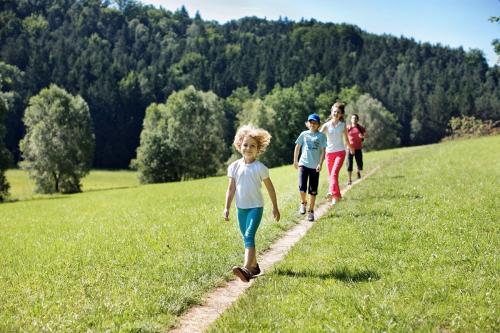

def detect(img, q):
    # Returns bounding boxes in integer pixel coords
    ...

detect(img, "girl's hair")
[331,102,346,121]
[233,124,272,155]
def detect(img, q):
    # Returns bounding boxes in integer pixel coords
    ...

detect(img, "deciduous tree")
[19,85,94,194]
[346,94,400,151]
[0,82,11,201]
[133,86,226,183]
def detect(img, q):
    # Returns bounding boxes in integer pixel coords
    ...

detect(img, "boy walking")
[293,114,327,221]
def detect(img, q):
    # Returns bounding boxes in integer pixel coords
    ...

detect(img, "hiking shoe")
[357,171,362,179]
[299,202,306,214]
[232,266,252,282]
[307,211,315,221]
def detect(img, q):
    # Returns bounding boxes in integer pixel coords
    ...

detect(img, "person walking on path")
[346,113,366,185]
[320,102,353,206]
[293,113,327,221]
[224,125,280,282]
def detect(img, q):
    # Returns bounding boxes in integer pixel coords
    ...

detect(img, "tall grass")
[209,136,500,332]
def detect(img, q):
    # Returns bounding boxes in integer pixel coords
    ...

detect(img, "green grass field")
[5,169,140,201]
[1,136,498,332]
[210,135,500,332]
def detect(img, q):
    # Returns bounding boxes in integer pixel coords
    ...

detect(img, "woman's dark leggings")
[346,149,363,172]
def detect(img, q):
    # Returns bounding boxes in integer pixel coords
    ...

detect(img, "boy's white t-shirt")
[227,158,269,209]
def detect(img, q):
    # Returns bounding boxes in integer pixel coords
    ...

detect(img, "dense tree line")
[0,76,11,200]
[1,0,498,170]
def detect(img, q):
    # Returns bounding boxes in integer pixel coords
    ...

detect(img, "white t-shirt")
[227,158,269,209]
[325,121,346,153]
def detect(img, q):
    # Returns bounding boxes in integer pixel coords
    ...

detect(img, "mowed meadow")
[211,135,500,332]
[1,136,499,332]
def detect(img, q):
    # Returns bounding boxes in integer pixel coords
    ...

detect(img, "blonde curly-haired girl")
[224,124,280,282]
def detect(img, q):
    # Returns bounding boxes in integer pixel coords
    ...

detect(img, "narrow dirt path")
[169,166,380,333]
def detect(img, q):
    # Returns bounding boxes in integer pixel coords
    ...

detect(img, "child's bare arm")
[317,147,325,172]
[319,121,329,133]
[263,178,280,222]
[223,178,236,221]
[343,127,354,154]
[293,144,301,169]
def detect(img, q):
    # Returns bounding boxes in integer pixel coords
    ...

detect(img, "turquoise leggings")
[237,207,264,248]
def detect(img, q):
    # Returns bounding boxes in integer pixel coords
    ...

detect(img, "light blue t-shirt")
[295,130,327,169]
[325,121,346,153]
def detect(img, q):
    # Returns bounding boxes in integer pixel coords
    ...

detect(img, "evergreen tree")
[19,85,94,194]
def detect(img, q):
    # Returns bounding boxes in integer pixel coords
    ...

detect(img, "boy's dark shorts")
[298,166,320,195]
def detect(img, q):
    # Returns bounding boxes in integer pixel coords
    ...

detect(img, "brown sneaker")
[232,266,252,282]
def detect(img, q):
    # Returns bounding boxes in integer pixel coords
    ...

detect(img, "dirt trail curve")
[169,166,380,333]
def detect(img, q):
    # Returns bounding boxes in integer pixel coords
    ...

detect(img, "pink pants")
[326,150,346,199]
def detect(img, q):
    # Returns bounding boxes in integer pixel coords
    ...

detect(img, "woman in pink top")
[346,113,366,185]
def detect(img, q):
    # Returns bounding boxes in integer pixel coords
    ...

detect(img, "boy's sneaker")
[299,202,306,214]
[307,211,315,221]
[330,198,337,207]
[357,171,362,179]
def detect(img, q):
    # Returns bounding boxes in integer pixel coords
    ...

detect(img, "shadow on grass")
[82,185,139,194]
[274,267,380,283]
[3,194,73,204]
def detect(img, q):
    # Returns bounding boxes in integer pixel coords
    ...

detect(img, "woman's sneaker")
[307,211,315,221]
[299,202,306,214]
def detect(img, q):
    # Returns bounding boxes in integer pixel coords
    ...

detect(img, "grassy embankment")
[210,135,499,332]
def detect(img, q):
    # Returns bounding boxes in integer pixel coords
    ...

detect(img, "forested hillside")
[1,0,498,168]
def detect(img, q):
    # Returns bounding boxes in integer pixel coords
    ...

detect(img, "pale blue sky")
[142,0,499,66]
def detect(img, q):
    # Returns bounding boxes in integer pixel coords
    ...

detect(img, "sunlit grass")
[5,169,140,201]
[209,135,500,332]
[3,137,495,331]
[1,155,385,331]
